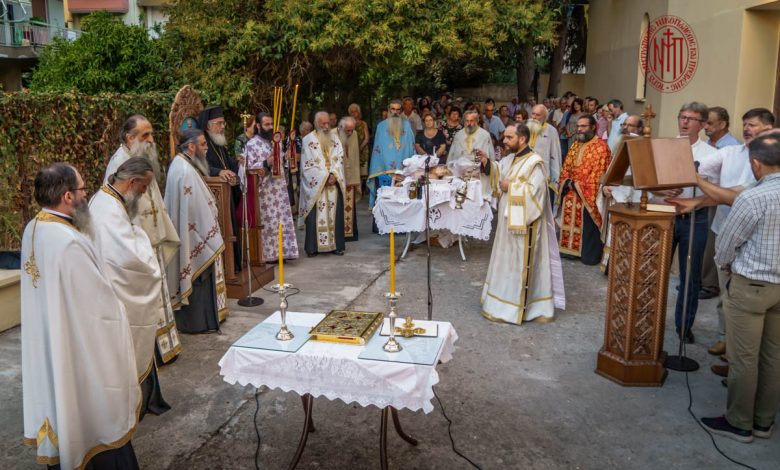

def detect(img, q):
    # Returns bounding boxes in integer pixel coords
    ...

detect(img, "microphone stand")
[666,174,699,371]
[423,155,433,321]
[238,155,264,307]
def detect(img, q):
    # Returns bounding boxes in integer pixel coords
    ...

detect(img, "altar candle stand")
[384,228,402,352]
[274,223,294,341]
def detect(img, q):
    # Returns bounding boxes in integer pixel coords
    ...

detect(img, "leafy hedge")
[0,91,176,251]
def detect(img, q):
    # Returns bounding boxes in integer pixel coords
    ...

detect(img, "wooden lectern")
[595,109,697,386]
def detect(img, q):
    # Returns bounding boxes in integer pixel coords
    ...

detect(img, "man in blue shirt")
[606,99,628,154]
[705,106,742,149]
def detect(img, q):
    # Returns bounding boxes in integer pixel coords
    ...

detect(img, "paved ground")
[1,199,778,469]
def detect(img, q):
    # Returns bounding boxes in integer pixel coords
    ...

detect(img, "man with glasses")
[21,163,142,469]
[655,102,717,343]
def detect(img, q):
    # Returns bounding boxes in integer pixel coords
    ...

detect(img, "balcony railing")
[0,20,82,48]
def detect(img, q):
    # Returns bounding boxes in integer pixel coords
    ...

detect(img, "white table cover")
[218,312,459,413]
[373,181,493,240]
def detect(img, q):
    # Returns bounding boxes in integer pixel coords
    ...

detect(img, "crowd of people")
[18,90,780,468]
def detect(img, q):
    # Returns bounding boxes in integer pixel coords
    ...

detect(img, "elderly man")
[528,105,562,200]
[368,99,416,208]
[705,107,742,149]
[105,114,182,366]
[198,105,242,271]
[449,109,499,201]
[557,115,611,265]
[21,163,141,469]
[165,128,230,333]
[482,101,505,141]
[338,116,361,241]
[402,96,423,132]
[700,134,780,443]
[92,157,171,419]
[299,111,347,256]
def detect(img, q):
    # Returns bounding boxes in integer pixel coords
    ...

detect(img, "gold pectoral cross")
[142,198,160,228]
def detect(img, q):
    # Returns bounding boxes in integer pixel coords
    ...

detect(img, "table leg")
[401,232,412,259]
[380,407,389,470]
[458,235,467,261]
[288,394,314,470]
[391,407,418,445]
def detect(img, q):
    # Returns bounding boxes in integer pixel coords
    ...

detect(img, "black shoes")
[699,286,720,299]
[333,250,345,256]
[701,416,753,443]
[754,422,774,439]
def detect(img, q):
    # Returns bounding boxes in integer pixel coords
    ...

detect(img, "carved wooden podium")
[169,85,274,300]
[595,106,697,386]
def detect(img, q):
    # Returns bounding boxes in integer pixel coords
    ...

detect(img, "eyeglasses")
[69,186,88,195]
[678,115,703,123]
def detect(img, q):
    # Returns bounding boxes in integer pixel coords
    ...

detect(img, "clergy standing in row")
[21,163,141,469]
[165,128,230,333]
[198,105,242,271]
[299,111,347,256]
[91,157,171,419]
[105,115,182,365]
[245,112,299,262]
[528,105,562,201]
[481,124,565,324]
[368,100,416,208]
[449,109,499,203]
[338,116,361,241]
[557,115,611,265]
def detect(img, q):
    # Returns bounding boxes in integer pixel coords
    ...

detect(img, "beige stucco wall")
[454,73,586,105]
[586,0,779,138]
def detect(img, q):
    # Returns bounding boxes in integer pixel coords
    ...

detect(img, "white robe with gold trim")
[21,211,140,469]
[481,150,565,324]
[105,146,182,362]
[89,186,161,381]
[448,127,499,202]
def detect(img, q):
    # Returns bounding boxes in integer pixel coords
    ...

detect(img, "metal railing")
[0,20,81,48]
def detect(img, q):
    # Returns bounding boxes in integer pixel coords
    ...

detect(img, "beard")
[316,129,332,150]
[465,124,478,135]
[576,130,595,142]
[124,189,141,219]
[526,119,543,137]
[72,198,93,238]
[259,128,274,141]
[192,148,210,175]
[386,116,402,138]
[207,130,227,147]
[128,140,161,183]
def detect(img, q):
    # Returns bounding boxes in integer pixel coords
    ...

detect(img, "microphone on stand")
[238,154,264,307]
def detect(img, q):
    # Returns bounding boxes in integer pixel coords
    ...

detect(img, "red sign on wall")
[639,16,699,93]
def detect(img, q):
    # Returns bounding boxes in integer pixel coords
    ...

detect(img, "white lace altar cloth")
[373,180,493,240]
[218,311,458,413]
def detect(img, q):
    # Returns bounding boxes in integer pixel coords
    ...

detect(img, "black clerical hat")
[197,105,224,130]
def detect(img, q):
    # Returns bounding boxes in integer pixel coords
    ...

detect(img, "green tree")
[30,12,172,94]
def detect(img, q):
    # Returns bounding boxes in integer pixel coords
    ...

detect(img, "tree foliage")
[29,12,172,94]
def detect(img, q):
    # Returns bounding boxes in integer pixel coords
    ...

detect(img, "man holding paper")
[481,123,565,324]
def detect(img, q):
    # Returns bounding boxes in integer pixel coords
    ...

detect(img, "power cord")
[433,388,483,470]
[684,371,758,470]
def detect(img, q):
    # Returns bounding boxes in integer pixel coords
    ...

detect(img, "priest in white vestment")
[338,116,362,241]
[21,163,141,469]
[165,128,229,333]
[448,109,500,203]
[105,114,182,365]
[481,123,566,324]
[299,111,347,256]
[528,105,562,197]
[92,157,171,419]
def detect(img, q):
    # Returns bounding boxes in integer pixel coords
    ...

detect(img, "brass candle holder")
[383,292,402,352]
[271,283,294,341]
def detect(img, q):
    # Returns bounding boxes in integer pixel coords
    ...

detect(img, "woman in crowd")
[415,113,447,160]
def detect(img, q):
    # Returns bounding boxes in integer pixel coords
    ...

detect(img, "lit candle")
[278,222,284,285]
[390,227,395,293]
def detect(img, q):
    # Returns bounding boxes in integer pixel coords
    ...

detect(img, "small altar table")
[218,311,459,469]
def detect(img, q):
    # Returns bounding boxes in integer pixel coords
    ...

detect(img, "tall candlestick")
[290,83,299,131]
[390,227,395,293]
[278,222,284,285]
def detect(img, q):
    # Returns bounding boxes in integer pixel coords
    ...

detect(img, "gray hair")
[388,99,402,110]
[299,121,313,134]
[34,162,79,208]
[339,116,356,130]
[120,114,149,144]
[314,111,330,122]
[679,102,708,122]
[463,109,479,119]
[108,157,154,185]
[748,133,780,167]
[178,128,204,152]
[348,103,361,115]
